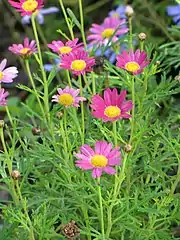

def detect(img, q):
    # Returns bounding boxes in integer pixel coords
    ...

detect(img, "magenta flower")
[48,38,83,56]
[0,59,18,83]
[87,17,129,46]
[60,50,95,75]
[8,37,37,58]
[52,86,86,108]
[0,89,9,106]
[8,0,44,16]
[116,49,150,75]
[90,88,133,122]
[75,140,121,178]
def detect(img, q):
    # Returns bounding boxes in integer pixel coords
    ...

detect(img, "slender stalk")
[91,72,96,94]
[58,0,74,39]
[66,70,72,87]
[97,178,105,239]
[83,74,93,95]
[31,15,50,124]
[79,75,85,144]
[78,0,87,49]
[140,41,144,51]
[129,76,135,143]
[112,121,118,147]
[128,16,133,50]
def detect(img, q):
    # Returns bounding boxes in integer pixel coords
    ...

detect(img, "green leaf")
[67,8,81,30]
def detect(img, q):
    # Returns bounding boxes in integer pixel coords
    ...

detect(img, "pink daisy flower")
[0,88,9,106]
[75,140,121,178]
[0,59,18,83]
[116,49,150,75]
[60,50,95,75]
[8,0,44,16]
[8,37,37,58]
[48,38,83,56]
[90,88,133,122]
[87,17,129,46]
[52,86,86,108]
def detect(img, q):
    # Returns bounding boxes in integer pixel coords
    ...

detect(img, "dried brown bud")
[0,120,4,128]
[12,170,21,180]
[125,5,134,17]
[61,220,80,239]
[32,127,41,136]
[138,32,147,41]
[56,111,63,119]
[125,144,132,153]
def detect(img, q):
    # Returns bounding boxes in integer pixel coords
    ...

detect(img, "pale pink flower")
[52,86,86,108]
[48,38,83,55]
[0,59,18,83]
[87,17,129,46]
[75,140,121,178]
[116,49,150,75]
[8,37,37,58]
[60,50,95,75]
[8,0,44,16]
[0,88,9,106]
[90,88,133,122]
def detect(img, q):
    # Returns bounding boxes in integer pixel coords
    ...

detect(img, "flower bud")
[32,127,41,136]
[0,120,4,128]
[125,144,132,153]
[61,220,80,239]
[138,32,147,41]
[125,5,134,17]
[12,170,21,180]
[56,111,63,119]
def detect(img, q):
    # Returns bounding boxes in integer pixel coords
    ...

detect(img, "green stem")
[25,60,46,122]
[140,41,144,51]
[79,75,85,144]
[31,15,50,124]
[83,74,93,95]
[66,70,72,87]
[91,72,96,94]
[128,17,133,50]
[112,121,117,147]
[78,0,87,49]
[58,0,74,39]
[129,76,135,143]
[97,178,105,239]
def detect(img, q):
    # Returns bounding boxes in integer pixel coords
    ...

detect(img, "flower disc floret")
[104,106,121,118]
[125,62,140,72]
[102,28,114,38]
[71,60,86,71]
[22,0,38,12]
[91,155,108,167]
[58,93,74,106]
[59,46,72,54]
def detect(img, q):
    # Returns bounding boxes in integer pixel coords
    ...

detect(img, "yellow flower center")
[104,106,121,118]
[125,61,140,72]
[71,60,86,71]
[59,46,72,54]
[112,13,120,18]
[91,155,108,168]
[20,48,31,55]
[0,72,4,80]
[102,28,115,38]
[58,93,74,106]
[22,0,38,12]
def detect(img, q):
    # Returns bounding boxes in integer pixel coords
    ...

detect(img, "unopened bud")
[125,144,132,153]
[12,170,21,179]
[156,60,161,65]
[138,32,147,41]
[0,120,4,128]
[56,111,63,119]
[125,5,134,17]
[32,127,41,135]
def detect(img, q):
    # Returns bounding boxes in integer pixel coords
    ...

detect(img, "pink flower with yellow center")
[60,50,95,75]
[87,17,129,46]
[0,59,18,83]
[0,88,9,106]
[8,37,37,58]
[52,86,86,108]
[8,0,44,16]
[48,38,83,56]
[75,140,121,178]
[116,49,150,75]
[90,88,133,122]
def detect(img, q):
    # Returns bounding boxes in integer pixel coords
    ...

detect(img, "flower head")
[22,7,59,24]
[0,59,18,83]
[8,0,44,16]
[167,4,180,26]
[116,49,150,75]
[52,86,86,108]
[8,37,37,58]
[90,88,133,122]
[109,5,126,19]
[60,50,95,75]
[0,88,9,106]
[48,38,83,56]
[87,17,128,46]
[75,140,121,178]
